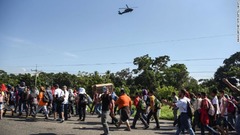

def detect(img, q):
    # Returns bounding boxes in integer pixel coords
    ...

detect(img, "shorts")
[53,102,64,113]
[0,103,4,110]
[120,106,130,122]
[4,105,14,110]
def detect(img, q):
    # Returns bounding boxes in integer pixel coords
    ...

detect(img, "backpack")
[80,94,88,105]
[206,99,215,116]
[146,96,150,106]
[68,93,75,102]
[154,98,161,109]
[30,93,38,105]
[227,100,237,114]
[138,98,146,110]
[46,90,53,102]
[22,91,29,102]
[43,91,50,103]
[187,101,194,118]
[9,91,15,102]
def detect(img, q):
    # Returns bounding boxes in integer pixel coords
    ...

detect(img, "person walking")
[192,93,202,132]
[29,87,38,117]
[162,89,195,135]
[33,86,49,119]
[62,86,69,121]
[199,92,220,135]
[46,86,53,116]
[54,84,64,122]
[146,90,160,129]
[131,92,149,129]
[100,86,114,135]
[0,86,6,119]
[115,88,132,131]
[78,87,88,121]
[223,78,240,134]
[171,92,179,126]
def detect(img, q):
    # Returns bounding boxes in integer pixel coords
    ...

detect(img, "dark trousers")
[18,100,23,114]
[200,124,219,135]
[64,104,68,120]
[30,104,37,116]
[147,109,160,128]
[132,108,148,127]
[78,104,86,120]
[192,110,200,131]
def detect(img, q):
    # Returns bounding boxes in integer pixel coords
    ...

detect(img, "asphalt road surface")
[0,112,237,135]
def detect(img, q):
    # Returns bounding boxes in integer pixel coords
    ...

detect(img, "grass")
[160,105,175,120]
[130,105,176,120]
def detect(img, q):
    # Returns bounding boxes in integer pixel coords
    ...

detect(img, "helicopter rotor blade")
[119,8,127,9]
[126,4,129,8]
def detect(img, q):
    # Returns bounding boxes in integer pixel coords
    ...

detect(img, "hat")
[79,87,86,94]
[102,86,107,93]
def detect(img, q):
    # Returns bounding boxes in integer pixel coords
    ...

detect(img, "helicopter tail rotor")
[118,11,122,15]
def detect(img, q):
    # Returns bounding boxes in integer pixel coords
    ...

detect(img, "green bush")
[155,86,177,100]
[160,105,175,120]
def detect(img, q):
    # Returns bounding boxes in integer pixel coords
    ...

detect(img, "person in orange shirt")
[33,86,48,119]
[115,88,132,131]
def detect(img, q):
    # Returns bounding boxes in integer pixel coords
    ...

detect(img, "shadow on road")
[30,133,57,135]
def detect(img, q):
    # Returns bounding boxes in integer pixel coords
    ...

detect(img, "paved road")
[0,112,237,135]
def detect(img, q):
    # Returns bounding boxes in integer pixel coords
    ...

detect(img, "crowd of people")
[0,78,239,135]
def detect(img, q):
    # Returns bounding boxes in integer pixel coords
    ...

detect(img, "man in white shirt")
[62,85,69,121]
[162,89,195,135]
[192,93,202,132]
[54,84,64,122]
[211,89,220,125]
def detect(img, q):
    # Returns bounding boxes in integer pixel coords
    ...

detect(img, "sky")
[0,0,239,81]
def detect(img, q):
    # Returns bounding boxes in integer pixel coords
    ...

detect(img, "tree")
[164,64,189,90]
[214,52,240,89]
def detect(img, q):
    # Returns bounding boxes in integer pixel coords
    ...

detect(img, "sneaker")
[154,126,160,130]
[130,126,137,129]
[115,123,119,128]
[124,128,131,131]
[60,119,64,123]
[57,118,61,121]
[144,125,149,129]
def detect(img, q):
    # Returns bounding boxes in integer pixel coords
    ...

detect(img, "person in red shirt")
[115,88,132,131]
[200,92,220,135]
[131,92,148,129]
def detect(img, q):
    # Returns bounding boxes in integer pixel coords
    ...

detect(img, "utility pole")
[31,65,41,88]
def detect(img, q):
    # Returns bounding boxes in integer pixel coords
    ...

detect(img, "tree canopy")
[1,52,239,97]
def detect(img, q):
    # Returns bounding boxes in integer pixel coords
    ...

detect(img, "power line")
[0,57,225,68]
[70,34,235,52]
[6,34,235,60]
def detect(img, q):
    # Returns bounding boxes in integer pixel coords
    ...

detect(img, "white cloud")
[64,52,78,59]
[5,36,33,46]
[21,68,27,72]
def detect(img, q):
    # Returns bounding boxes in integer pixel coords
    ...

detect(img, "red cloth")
[133,96,140,107]
[1,84,7,91]
[200,99,210,125]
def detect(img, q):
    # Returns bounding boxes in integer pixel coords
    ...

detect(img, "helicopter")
[118,4,136,15]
